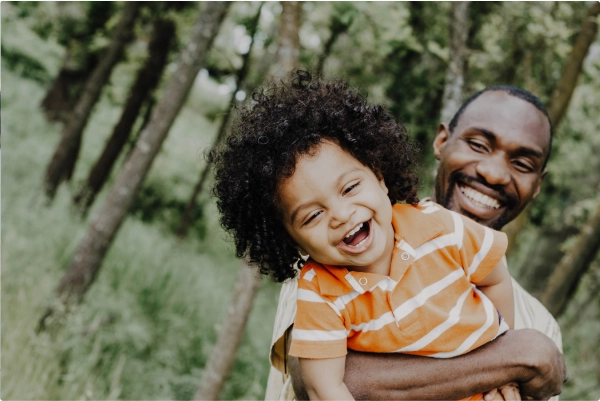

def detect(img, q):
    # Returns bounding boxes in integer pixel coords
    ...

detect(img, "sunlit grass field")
[1,10,281,399]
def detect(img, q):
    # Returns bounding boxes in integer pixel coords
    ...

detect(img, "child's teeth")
[345,223,363,238]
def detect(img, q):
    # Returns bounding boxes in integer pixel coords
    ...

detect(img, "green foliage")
[1,45,50,83]
[3,2,600,400]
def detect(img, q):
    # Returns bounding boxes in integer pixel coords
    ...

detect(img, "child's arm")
[300,356,354,401]
[473,258,515,329]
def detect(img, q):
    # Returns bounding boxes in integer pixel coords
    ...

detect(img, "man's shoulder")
[512,277,563,351]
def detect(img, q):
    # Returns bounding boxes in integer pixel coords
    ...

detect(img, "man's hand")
[513,329,566,400]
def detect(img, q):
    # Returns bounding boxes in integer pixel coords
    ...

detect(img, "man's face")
[433,91,551,230]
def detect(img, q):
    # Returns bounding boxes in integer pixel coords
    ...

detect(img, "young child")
[210,71,518,401]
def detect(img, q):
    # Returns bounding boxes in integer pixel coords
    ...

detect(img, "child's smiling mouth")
[337,220,373,254]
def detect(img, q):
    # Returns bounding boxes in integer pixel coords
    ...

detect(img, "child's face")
[277,141,395,274]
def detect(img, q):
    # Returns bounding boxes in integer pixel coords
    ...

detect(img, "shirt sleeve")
[288,266,348,359]
[456,213,508,283]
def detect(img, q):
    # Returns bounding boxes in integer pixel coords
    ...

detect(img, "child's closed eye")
[302,211,322,226]
[343,181,360,195]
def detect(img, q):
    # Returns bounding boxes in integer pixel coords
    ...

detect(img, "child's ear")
[378,175,389,195]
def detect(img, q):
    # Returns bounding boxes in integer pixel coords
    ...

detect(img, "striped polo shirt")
[289,201,509,360]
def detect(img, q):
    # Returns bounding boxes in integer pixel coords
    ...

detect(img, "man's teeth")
[460,186,500,209]
[345,223,364,238]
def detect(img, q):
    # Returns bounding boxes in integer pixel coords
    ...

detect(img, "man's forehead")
[454,91,551,149]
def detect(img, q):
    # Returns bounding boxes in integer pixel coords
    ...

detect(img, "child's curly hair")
[210,71,420,282]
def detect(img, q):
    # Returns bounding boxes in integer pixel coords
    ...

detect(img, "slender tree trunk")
[547,2,600,127]
[37,2,231,332]
[43,2,140,200]
[269,1,303,80]
[194,3,303,398]
[176,3,263,238]
[440,1,470,123]
[40,47,98,123]
[539,202,600,317]
[194,262,262,400]
[74,18,176,213]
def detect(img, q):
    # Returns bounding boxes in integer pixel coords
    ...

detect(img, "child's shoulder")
[392,201,459,231]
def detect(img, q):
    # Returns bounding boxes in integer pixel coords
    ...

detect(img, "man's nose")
[475,154,511,186]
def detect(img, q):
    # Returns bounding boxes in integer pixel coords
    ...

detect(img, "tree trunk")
[73,17,176,213]
[43,2,140,200]
[40,47,98,123]
[546,2,600,127]
[539,202,600,317]
[194,4,303,398]
[194,262,262,400]
[176,3,263,238]
[440,1,470,123]
[268,1,303,80]
[37,2,231,332]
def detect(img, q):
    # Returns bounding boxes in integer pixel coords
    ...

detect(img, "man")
[265,86,566,401]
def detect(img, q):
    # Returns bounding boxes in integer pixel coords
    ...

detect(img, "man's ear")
[532,169,548,199]
[433,123,451,160]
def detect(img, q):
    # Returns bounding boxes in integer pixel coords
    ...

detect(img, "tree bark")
[194,4,303,398]
[176,3,263,238]
[268,1,303,80]
[37,2,231,331]
[43,2,140,200]
[539,202,600,317]
[40,47,98,123]
[73,17,176,213]
[546,2,600,127]
[194,262,262,400]
[440,1,470,123]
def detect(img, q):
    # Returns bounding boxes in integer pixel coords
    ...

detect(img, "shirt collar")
[312,203,444,296]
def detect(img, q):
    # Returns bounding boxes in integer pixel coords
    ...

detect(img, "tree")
[193,264,262,401]
[539,201,600,316]
[195,3,304,398]
[43,2,141,200]
[40,2,115,122]
[514,2,600,294]
[176,3,264,238]
[440,2,470,123]
[268,1,303,80]
[37,2,231,331]
[73,16,176,213]
[546,2,600,128]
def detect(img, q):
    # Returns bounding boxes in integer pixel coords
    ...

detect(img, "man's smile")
[458,185,501,209]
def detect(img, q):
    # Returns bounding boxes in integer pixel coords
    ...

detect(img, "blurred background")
[2,1,600,399]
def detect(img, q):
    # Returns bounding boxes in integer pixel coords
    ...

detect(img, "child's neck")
[345,223,395,277]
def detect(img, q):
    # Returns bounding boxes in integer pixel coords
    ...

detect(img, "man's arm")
[288,329,565,401]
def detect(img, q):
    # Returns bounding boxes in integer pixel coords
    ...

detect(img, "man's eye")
[343,182,360,195]
[468,141,488,152]
[512,160,534,173]
[303,211,322,226]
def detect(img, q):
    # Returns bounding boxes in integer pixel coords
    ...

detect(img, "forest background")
[2,1,600,400]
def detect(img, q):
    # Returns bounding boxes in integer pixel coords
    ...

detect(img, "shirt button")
[401,252,410,260]
[359,277,368,285]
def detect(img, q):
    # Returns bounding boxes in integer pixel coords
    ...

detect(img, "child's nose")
[330,202,356,227]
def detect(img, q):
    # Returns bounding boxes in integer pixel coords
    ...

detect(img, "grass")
[1,6,280,399]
